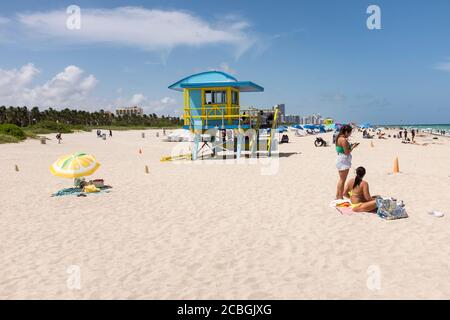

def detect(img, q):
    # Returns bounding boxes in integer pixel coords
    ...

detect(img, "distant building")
[274,104,286,123]
[278,110,327,125]
[104,111,114,119]
[116,106,144,117]
[285,115,300,124]
[305,113,323,125]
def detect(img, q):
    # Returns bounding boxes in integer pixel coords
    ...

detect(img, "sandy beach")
[1,129,450,299]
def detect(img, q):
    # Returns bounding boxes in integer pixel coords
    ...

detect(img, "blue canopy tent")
[276,126,288,133]
[360,122,372,129]
[291,124,303,130]
[303,124,315,130]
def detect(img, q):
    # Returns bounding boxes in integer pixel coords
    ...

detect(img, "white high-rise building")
[275,104,286,123]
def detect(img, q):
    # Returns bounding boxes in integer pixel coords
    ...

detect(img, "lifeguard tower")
[162,71,279,161]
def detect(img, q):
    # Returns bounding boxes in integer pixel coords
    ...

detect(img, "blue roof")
[168,71,264,92]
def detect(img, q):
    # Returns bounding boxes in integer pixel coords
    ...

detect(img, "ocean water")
[380,124,450,131]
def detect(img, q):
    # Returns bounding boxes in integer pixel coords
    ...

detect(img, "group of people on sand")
[335,125,378,212]
[96,129,113,138]
[55,129,113,144]
[362,129,386,139]
[395,128,416,143]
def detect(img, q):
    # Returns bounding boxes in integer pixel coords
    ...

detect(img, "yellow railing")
[182,115,252,119]
[184,106,253,126]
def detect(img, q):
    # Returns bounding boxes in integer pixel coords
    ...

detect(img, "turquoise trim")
[181,81,264,92]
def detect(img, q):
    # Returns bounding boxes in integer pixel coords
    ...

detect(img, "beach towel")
[330,199,371,216]
[52,186,112,197]
[336,205,356,216]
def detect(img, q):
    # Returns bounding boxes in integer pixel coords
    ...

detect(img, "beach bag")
[376,197,408,220]
[92,179,104,188]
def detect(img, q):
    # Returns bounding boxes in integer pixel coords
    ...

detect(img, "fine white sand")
[1,129,450,299]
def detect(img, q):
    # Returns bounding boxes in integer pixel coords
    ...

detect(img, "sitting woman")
[344,167,378,212]
[377,131,386,139]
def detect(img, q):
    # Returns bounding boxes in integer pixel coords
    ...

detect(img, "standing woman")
[335,125,359,199]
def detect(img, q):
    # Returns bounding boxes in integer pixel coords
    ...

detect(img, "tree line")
[0,106,182,128]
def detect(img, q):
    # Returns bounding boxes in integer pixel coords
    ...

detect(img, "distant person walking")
[56,132,62,144]
[335,125,359,200]
[109,129,112,137]
[404,129,408,141]
[411,129,415,142]
[399,130,402,139]
[221,128,227,143]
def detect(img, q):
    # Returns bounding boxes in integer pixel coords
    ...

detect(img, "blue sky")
[0,0,449,124]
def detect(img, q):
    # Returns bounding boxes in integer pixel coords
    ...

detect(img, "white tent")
[294,129,308,137]
[163,129,194,142]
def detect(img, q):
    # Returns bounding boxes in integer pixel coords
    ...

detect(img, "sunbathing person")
[343,167,378,212]
[362,130,374,139]
[74,177,87,188]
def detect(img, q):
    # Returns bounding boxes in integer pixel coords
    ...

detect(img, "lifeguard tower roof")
[168,71,264,92]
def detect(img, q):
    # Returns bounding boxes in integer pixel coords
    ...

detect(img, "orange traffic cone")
[145,165,149,174]
[393,157,400,174]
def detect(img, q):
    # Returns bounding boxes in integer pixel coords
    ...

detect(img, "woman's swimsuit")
[347,189,361,208]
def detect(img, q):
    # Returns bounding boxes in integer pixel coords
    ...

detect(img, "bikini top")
[336,145,345,154]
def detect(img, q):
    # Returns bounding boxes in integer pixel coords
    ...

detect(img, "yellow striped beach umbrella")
[50,152,101,179]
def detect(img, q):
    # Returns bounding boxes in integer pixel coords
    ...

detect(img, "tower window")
[204,90,226,104]
[232,91,239,105]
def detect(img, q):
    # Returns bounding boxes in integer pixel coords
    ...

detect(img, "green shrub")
[0,124,26,140]
[0,133,20,144]
[31,121,73,133]
[70,124,91,132]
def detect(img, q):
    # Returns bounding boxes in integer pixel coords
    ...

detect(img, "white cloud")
[17,7,256,57]
[145,96,177,114]
[0,63,39,94]
[130,93,147,105]
[0,63,179,114]
[210,62,237,75]
[434,60,450,72]
[114,92,177,114]
[0,64,98,108]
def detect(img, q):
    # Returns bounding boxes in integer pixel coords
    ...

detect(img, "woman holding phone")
[335,125,359,199]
